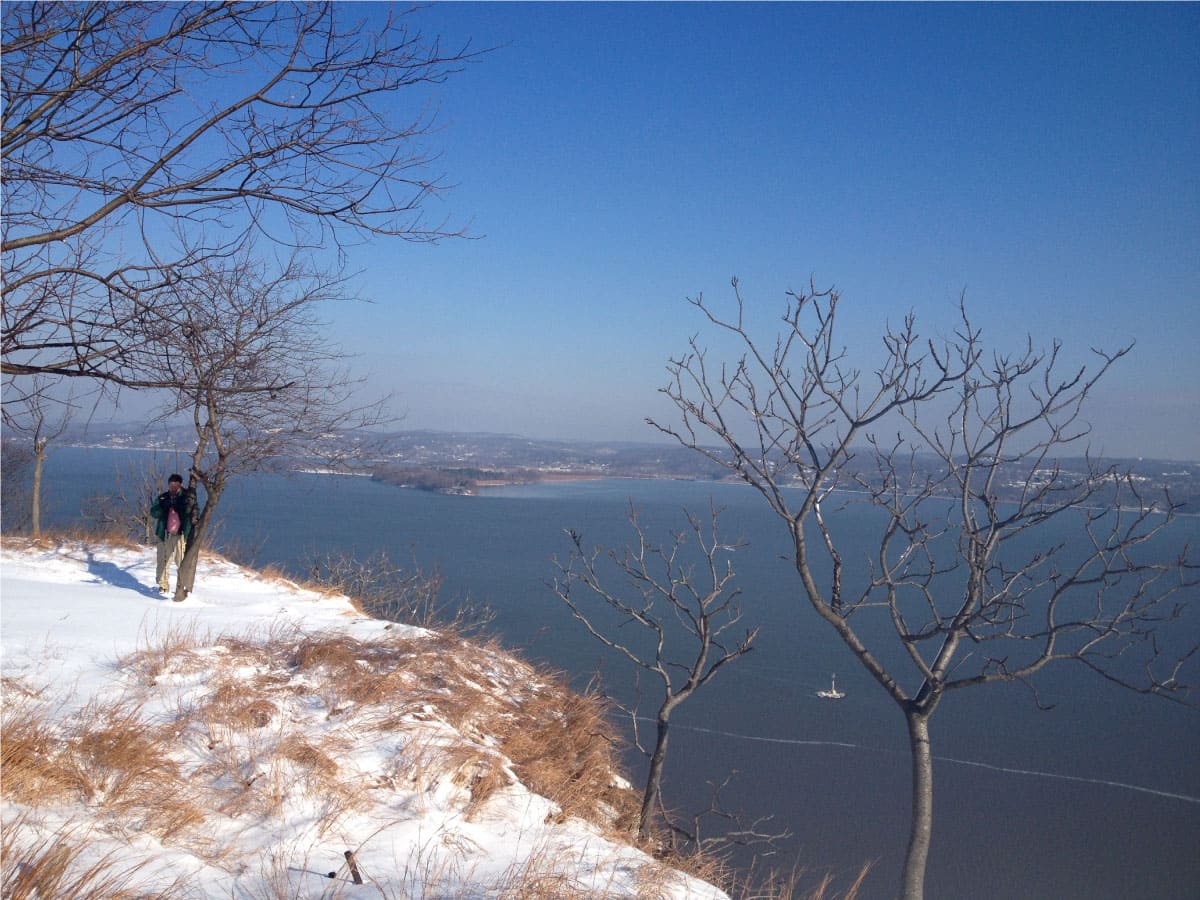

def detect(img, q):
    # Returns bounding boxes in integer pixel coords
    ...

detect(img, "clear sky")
[300,4,1200,459]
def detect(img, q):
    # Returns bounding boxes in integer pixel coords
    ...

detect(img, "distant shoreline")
[53,443,1200,514]
[474,473,610,488]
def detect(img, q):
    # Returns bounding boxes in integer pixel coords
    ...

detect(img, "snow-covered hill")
[0,539,727,899]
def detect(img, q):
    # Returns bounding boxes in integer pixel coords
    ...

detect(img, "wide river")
[30,447,1200,899]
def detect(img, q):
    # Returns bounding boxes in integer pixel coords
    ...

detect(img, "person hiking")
[152,473,196,597]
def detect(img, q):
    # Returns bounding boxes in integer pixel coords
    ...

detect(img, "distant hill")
[47,424,1200,509]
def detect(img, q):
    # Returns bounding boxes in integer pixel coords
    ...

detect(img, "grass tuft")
[1,696,77,806]
[1,815,188,899]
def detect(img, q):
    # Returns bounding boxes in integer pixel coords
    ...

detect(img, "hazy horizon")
[61,418,1200,465]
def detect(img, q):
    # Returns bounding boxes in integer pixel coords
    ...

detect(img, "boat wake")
[644,719,1200,804]
[932,754,1200,804]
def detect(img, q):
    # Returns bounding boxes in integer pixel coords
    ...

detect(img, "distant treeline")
[371,464,538,494]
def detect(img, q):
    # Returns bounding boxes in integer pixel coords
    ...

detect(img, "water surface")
[31,448,1200,899]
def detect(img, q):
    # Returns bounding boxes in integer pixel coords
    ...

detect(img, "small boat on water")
[817,673,845,700]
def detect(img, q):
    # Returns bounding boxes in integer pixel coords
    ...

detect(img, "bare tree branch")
[551,501,759,844]
[3,1,484,385]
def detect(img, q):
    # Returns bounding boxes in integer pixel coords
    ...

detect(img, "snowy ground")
[0,539,728,899]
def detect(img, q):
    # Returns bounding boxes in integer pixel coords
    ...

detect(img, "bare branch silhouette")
[649,278,1198,899]
[552,501,759,845]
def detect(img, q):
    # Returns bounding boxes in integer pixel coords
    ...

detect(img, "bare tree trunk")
[31,443,45,538]
[639,713,673,842]
[902,710,934,900]
[30,441,46,540]
[173,483,219,602]
[173,526,201,602]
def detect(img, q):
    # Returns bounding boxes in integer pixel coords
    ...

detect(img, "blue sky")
[329,2,1198,459]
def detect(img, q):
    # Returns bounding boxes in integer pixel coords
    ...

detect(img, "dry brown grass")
[1,694,78,806]
[298,629,644,836]
[4,653,215,849]
[0,534,57,553]
[68,698,182,809]
[498,681,639,833]
[3,525,146,552]
[277,734,338,776]
[463,840,637,900]
[803,863,873,900]
[243,561,296,587]
[198,742,278,821]
[1,675,44,699]
[118,619,210,686]
[278,732,368,837]
[0,815,189,900]
[239,628,644,839]
[712,859,875,900]
[631,854,711,900]
[656,848,733,899]
[490,867,600,899]
[433,742,511,819]
[195,673,282,731]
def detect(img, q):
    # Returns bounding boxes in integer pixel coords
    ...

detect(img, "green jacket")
[152,488,197,541]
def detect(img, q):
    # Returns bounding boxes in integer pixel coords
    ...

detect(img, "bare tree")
[136,251,388,601]
[303,549,492,633]
[649,279,1198,899]
[0,439,34,534]
[2,1,481,388]
[552,502,759,845]
[1,375,80,536]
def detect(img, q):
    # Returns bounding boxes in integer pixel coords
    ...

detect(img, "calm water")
[30,447,1200,899]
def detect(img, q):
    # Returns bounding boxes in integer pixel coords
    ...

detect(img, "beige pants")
[156,533,186,591]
